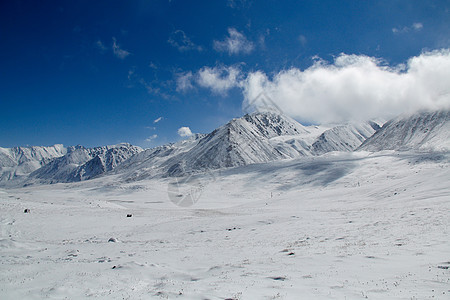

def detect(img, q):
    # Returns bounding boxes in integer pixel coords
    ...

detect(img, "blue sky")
[1,0,449,148]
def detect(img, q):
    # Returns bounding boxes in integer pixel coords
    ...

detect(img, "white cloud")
[168,30,203,52]
[112,37,130,59]
[145,134,158,142]
[178,127,193,137]
[197,65,241,94]
[392,22,424,34]
[176,71,194,93]
[213,28,254,55]
[412,22,423,30]
[153,117,163,124]
[241,49,450,124]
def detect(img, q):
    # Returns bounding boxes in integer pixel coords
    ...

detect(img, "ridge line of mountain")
[1,109,448,186]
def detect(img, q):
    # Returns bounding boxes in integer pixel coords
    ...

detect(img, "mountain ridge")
[359,110,450,151]
[1,109,448,186]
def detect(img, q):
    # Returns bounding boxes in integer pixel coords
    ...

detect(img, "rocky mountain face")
[114,134,206,181]
[312,122,381,155]
[28,143,143,183]
[0,144,67,182]
[359,110,450,152]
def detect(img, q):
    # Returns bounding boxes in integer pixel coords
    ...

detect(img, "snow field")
[0,151,449,299]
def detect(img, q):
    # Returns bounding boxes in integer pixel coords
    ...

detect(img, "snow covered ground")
[1,151,449,299]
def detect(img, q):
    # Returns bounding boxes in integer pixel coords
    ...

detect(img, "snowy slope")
[359,110,450,151]
[114,112,384,179]
[159,113,384,176]
[28,143,142,183]
[0,110,449,298]
[0,144,67,182]
[161,112,315,176]
[311,121,381,155]
[114,113,321,179]
[0,151,448,299]
[115,134,206,181]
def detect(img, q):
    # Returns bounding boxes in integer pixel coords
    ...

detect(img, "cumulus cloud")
[112,37,130,59]
[197,65,242,94]
[153,117,163,124]
[178,127,193,137]
[168,30,203,52]
[213,28,254,55]
[242,49,450,124]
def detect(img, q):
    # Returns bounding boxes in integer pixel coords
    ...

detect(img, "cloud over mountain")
[178,127,193,137]
[242,49,450,124]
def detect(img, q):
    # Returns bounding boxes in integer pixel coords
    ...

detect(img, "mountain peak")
[359,109,450,151]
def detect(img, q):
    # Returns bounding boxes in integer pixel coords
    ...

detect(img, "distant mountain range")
[1,109,448,186]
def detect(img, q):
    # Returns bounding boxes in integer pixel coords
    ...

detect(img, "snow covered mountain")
[28,143,142,183]
[1,112,381,184]
[311,121,381,155]
[115,134,206,181]
[116,113,323,179]
[3,110,448,185]
[0,144,67,182]
[118,112,379,179]
[161,112,315,176]
[359,110,450,151]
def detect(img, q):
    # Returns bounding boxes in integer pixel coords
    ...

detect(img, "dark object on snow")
[108,237,118,243]
[24,209,30,213]
[127,214,132,217]
[269,276,286,281]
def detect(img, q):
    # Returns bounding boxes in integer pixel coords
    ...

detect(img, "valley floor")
[0,151,449,299]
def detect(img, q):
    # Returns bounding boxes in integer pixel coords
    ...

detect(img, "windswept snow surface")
[1,151,449,299]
